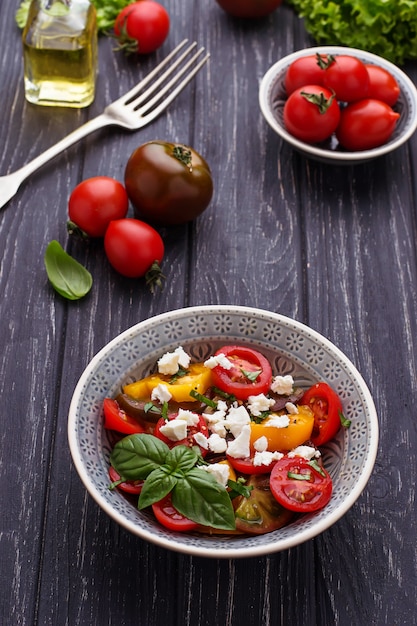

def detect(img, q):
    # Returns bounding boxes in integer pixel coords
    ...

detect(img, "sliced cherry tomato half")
[227,455,278,475]
[234,474,294,534]
[109,466,144,495]
[210,346,272,400]
[270,456,332,513]
[300,382,342,446]
[154,413,209,456]
[103,398,145,435]
[152,493,199,532]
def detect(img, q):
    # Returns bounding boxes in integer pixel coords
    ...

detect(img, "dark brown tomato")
[214,0,282,18]
[124,141,214,225]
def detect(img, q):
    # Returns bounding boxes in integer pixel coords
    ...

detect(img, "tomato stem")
[145,260,165,293]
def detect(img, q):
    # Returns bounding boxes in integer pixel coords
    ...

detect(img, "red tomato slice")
[210,346,272,400]
[152,494,199,532]
[227,455,277,475]
[270,456,332,513]
[300,382,342,446]
[108,466,144,495]
[103,398,145,435]
[154,413,209,456]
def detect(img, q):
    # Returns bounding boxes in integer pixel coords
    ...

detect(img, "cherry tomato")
[365,64,401,106]
[154,413,209,456]
[300,382,342,447]
[109,465,144,494]
[104,219,164,289]
[234,474,294,534]
[284,53,329,95]
[322,55,370,102]
[124,141,213,225]
[336,99,400,151]
[152,493,199,532]
[270,456,332,513]
[210,346,272,401]
[68,177,128,238]
[283,85,341,144]
[103,398,145,435]
[214,0,282,18]
[114,1,170,55]
[227,455,278,475]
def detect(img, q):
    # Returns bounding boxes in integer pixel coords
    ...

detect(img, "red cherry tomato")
[214,0,282,18]
[152,493,199,531]
[109,466,144,494]
[322,55,370,102]
[336,98,400,151]
[103,398,145,435]
[227,455,278,475]
[210,346,272,401]
[365,64,401,107]
[104,218,164,288]
[114,1,170,55]
[68,177,128,238]
[154,413,209,456]
[270,456,333,513]
[300,382,342,446]
[284,53,329,95]
[283,85,341,144]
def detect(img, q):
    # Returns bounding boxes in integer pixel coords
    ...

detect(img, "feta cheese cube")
[285,401,299,415]
[150,383,172,404]
[224,405,251,437]
[176,408,200,426]
[226,424,251,459]
[200,463,230,487]
[288,445,321,460]
[157,346,190,375]
[253,436,268,452]
[158,419,187,441]
[193,431,209,450]
[264,414,290,428]
[253,450,284,467]
[247,393,275,417]
[204,353,233,370]
[271,374,294,395]
[207,434,228,454]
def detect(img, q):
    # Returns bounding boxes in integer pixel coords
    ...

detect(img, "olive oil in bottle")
[22,0,97,108]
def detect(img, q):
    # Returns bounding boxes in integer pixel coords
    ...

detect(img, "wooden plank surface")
[1,1,416,625]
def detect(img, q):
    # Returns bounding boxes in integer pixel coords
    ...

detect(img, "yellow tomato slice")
[123,362,213,403]
[250,405,314,452]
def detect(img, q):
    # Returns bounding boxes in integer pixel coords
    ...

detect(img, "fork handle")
[0,112,113,210]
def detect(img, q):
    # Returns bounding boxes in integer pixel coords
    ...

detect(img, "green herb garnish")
[189,389,217,408]
[339,410,351,429]
[44,240,92,301]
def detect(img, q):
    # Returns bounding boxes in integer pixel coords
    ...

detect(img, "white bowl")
[68,305,378,558]
[259,46,417,164]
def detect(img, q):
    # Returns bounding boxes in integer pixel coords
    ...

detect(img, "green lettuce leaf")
[287,0,417,65]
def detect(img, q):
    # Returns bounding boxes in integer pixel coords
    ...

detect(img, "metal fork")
[0,40,209,210]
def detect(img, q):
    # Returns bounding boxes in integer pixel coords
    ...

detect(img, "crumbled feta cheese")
[193,431,209,450]
[271,374,294,395]
[208,420,227,438]
[216,399,228,412]
[285,401,299,415]
[176,408,200,426]
[200,463,230,487]
[224,405,251,437]
[253,450,284,467]
[247,393,275,417]
[264,414,290,428]
[202,409,227,437]
[207,433,228,454]
[226,424,251,459]
[150,383,172,404]
[204,353,233,370]
[253,436,268,452]
[157,346,190,375]
[158,419,187,441]
[288,445,321,460]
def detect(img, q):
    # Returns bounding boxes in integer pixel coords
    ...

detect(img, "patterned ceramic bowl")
[259,46,417,164]
[68,306,378,558]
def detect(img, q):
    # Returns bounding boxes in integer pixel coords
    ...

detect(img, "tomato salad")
[104,345,350,535]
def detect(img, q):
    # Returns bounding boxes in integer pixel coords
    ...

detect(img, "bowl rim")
[68,305,379,558]
[259,45,417,162]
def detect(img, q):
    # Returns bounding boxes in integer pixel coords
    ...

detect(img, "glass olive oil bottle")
[22,0,97,108]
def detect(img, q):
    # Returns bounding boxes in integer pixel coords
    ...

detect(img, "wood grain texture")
[1,1,417,625]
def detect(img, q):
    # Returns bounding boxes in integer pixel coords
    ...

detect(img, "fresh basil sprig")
[110,434,236,530]
[44,240,92,300]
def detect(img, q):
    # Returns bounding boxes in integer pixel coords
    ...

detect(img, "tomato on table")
[210,346,272,400]
[152,493,199,532]
[114,1,170,55]
[103,398,146,435]
[270,456,332,513]
[154,413,209,456]
[322,55,370,102]
[109,466,144,495]
[234,474,294,534]
[214,0,282,18]
[336,98,400,152]
[365,64,400,106]
[301,382,343,446]
[68,177,128,238]
[283,85,341,144]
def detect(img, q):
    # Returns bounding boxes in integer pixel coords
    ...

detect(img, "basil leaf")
[44,241,92,301]
[138,467,177,509]
[172,468,236,530]
[110,433,169,481]
[165,445,200,475]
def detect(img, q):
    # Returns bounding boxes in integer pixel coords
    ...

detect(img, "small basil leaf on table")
[111,433,170,481]
[44,240,92,300]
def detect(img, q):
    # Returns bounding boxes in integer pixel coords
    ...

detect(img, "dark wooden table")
[1,2,416,625]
